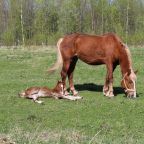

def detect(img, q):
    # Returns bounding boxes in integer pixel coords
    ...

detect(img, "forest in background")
[0,0,144,46]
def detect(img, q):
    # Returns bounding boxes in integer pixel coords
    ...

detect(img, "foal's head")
[121,69,137,98]
[54,81,64,95]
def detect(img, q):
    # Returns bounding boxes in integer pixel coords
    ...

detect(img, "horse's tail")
[48,38,63,73]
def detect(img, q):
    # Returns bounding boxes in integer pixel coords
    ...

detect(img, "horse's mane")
[124,45,137,81]
[122,43,132,68]
[125,45,132,67]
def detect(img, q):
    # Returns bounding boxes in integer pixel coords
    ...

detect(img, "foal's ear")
[58,80,62,83]
[134,70,138,74]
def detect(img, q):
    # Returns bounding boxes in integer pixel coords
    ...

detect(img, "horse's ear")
[134,70,138,74]
[127,69,131,76]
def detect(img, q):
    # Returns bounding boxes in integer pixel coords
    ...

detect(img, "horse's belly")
[76,46,106,65]
[78,54,105,65]
[38,90,48,97]
[88,59,105,65]
[82,59,105,65]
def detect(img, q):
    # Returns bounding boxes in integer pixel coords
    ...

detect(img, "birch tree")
[20,0,25,46]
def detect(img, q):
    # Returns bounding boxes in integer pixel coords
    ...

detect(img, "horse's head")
[121,69,137,98]
[55,80,64,95]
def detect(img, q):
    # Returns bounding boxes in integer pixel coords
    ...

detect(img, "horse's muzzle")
[127,91,136,98]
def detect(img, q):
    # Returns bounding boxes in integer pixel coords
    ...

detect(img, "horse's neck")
[119,49,132,76]
[52,87,59,93]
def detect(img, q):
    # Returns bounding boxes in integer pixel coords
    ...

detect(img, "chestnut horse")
[48,33,137,98]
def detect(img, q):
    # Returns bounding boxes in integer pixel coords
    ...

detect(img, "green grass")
[0,46,144,144]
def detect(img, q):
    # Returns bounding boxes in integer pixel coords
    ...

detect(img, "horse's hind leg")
[61,60,71,95]
[67,56,78,96]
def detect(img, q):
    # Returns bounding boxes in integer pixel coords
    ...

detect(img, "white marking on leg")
[35,100,44,104]
[60,84,64,95]
[63,95,82,101]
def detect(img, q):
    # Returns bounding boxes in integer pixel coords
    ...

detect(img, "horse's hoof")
[64,91,70,96]
[103,92,106,96]
[105,91,114,98]
[35,100,44,104]
[127,95,136,99]
[108,95,114,98]
[73,90,79,96]
[75,96,83,100]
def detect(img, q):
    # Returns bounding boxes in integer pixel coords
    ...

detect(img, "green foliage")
[0,46,144,143]
[0,0,144,45]
[1,29,14,45]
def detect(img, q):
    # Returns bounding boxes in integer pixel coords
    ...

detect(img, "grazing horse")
[48,33,137,98]
[19,81,82,103]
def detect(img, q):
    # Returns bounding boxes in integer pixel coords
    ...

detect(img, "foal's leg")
[61,60,71,95]
[103,63,114,97]
[67,56,78,96]
[32,94,43,104]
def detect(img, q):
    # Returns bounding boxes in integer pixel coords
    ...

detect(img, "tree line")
[0,0,144,46]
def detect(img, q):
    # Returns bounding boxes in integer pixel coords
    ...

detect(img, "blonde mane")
[124,44,132,68]
[124,44,137,80]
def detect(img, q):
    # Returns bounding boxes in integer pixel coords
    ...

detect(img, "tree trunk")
[126,0,129,44]
[20,0,25,46]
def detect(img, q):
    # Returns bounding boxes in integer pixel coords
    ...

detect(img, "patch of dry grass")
[5,126,87,144]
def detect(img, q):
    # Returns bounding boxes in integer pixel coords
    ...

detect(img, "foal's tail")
[47,38,63,73]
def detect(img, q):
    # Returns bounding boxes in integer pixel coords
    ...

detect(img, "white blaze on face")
[133,80,136,98]
[60,84,64,95]
[130,72,137,98]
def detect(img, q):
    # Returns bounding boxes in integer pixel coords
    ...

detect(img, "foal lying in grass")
[19,81,82,103]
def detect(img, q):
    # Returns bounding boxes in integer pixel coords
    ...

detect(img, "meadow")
[0,46,144,144]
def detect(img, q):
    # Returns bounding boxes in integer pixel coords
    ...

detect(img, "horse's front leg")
[61,61,70,95]
[67,57,78,96]
[103,64,114,97]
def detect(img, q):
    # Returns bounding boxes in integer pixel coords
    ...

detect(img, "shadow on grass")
[74,83,124,96]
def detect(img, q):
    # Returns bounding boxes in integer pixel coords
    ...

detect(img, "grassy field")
[0,46,144,144]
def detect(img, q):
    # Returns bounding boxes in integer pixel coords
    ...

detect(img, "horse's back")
[62,33,122,51]
[76,33,121,46]
[61,33,122,64]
